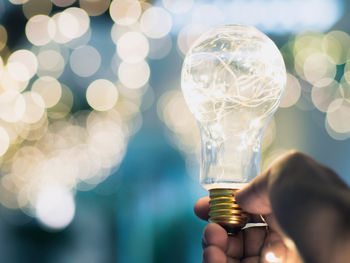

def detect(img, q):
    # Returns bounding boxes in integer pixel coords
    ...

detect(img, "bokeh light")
[86,79,119,111]
[0,91,26,123]
[322,30,350,65]
[70,45,101,77]
[110,23,142,47]
[340,75,350,100]
[280,73,301,108]
[36,186,75,230]
[37,49,65,78]
[117,31,149,63]
[0,25,8,51]
[52,8,90,44]
[109,0,141,26]
[20,115,48,141]
[286,29,350,139]
[31,76,62,108]
[118,60,150,89]
[7,50,38,82]
[303,53,336,86]
[162,0,194,14]
[22,0,52,19]
[51,13,70,44]
[60,7,90,39]
[326,98,350,134]
[294,33,323,77]
[8,0,29,4]
[140,7,172,39]
[58,10,81,39]
[311,80,340,112]
[51,0,76,7]
[86,113,126,170]
[324,115,350,141]
[21,91,45,124]
[47,84,73,119]
[0,68,29,92]
[25,15,56,46]
[0,126,10,156]
[80,0,111,16]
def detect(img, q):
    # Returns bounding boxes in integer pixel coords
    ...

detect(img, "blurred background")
[0,0,349,262]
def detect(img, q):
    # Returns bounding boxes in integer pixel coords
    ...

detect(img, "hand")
[194,151,350,263]
[194,199,301,263]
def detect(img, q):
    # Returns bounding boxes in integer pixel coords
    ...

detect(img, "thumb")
[237,150,350,263]
[235,170,272,215]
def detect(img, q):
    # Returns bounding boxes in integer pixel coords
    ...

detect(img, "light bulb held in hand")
[181,25,286,233]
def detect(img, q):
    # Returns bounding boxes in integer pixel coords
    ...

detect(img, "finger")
[235,170,271,214]
[263,214,282,233]
[227,257,240,263]
[236,150,343,215]
[203,246,226,263]
[264,229,283,245]
[319,164,349,189]
[226,231,244,259]
[255,151,350,263]
[203,223,228,252]
[260,240,287,263]
[194,196,210,221]
[247,214,265,223]
[243,227,267,257]
[241,256,259,263]
[269,150,347,190]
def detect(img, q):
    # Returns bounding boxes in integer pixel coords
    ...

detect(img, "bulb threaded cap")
[209,188,248,234]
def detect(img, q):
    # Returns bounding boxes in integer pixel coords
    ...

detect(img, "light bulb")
[181,25,286,233]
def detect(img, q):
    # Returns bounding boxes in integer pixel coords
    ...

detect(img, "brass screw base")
[209,189,248,235]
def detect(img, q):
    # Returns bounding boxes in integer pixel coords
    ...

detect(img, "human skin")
[194,151,350,263]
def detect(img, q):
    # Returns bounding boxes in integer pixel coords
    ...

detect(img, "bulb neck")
[209,188,248,234]
[200,130,262,187]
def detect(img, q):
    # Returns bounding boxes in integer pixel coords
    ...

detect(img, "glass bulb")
[181,24,286,232]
